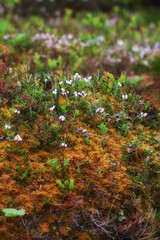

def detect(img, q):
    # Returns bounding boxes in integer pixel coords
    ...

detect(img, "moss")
[0,68,159,239]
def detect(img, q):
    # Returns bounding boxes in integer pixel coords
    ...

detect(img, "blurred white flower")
[61,142,67,147]
[14,135,22,141]
[3,34,9,40]
[73,73,81,80]
[74,91,78,97]
[15,110,20,114]
[59,115,65,121]
[132,45,139,52]
[52,89,57,95]
[122,94,128,100]
[4,124,11,129]
[83,76,92,82]
[141,112,148,117]
[117,39,124,46]
[50,105,55,111]
[66,80,72,85]
[96,107,105,113]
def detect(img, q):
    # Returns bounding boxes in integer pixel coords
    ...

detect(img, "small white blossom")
[83,76,92,82]
[15,110,20,114]
[59,115,65,121]
[67,33,73,39]
[61,88,66,95]
[143,60,148,66]
[141,112,148,117]
[45,79,48,82]
[117,39,124,46]
[66,80,72,85]
[52,89,57,95]
[96,107,105,113]
[132,45,139,52]
[122,94,128,100]
[74,91,78,97]
[8,67,13,73]
[59,81,63,85]
[73,73,81,80]
[3,34,9,40]
[118,82,122,87]
[14,135,22,141]
[61,142,67,147]
[82,91,86,97]
[61,88,69,95]
[50,105,55,111]
[4,124,11,129]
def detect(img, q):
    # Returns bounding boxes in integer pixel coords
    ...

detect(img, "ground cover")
[0,5,160,239]
[0,44,160,239]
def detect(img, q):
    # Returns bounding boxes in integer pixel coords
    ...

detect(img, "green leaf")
[48,158,59,170]
[98,123,108,134]
[75,109,80,116]
[63,159,69,170]
[56,180,65,189]
[2,208,25,217]
[8,33,26,45]
[48,59,57,70]
[69,179,74,190]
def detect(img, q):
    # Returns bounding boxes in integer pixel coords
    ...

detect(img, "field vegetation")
[0,1,160,239]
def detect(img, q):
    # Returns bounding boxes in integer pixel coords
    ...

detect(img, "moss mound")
[0,45,160,239]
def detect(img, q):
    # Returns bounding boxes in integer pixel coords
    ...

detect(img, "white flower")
[141,112,148,117]
[83,76,92,82]
[73,73,81,80]
[4,124,11,129]
[4,34,9,40]
[82,91,86,97]
[14,135,22,141]
[45,79,48,82]
[59,115,65,121]
[122,94,128,100]
[132,45,139,52]
[8,67,13,73]
[66,80,72,85]
[67,33,73,39]
[143,60,148,66]
[52,89,57,95]
[74,91,78,97]
[15,110,20,114]
[59,81,63,85]
[117,39,124,46]
[118,82,122,87]
[61,142,67,147]
[96,107,105,113]
[61,88,69,95]
[50,105,55,111]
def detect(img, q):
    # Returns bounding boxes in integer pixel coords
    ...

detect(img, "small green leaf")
[69,179,74,190]
[2,208,25,217]
[75,109,79,116]
[56,180,65,189]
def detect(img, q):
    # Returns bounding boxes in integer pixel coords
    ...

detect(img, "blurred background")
[0,0,160,101]
[1,0,160,15]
